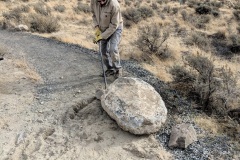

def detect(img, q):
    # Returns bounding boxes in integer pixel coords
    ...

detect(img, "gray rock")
[95,89,104,100]
[101,77,167,135]
[15,24,29,31]
[168,123,197,149]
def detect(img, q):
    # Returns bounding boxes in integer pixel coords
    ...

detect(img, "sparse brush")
[169,53,239,115]
[237,26,240,34]
[181,10,188,21]
[213,66,239,115]
[185,31,211,51]
[134,1,142,8]
[74,2,91,14]
[29,14,60,33]
[124,0,131,6]
[151,3,158,10]
[136,24,170,61]
[54,5,66,13]
[195,2,221,17]
[33,2,51,16]
[122,6,154,27]
[170,65,196,84]
[233,2,240,10]
[233,10,240,21]
[138,6,154,19]
[122,8,142,26]
[228,35,240,54]
[2,8,23,22]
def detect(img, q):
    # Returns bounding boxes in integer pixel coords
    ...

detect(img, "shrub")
[170,65,196,83]
[2,8,23,21]
[54,5,66,13]
[195,5,212,15]
[188,0,200,8]
[151,3,158,10]
[124,0,132,6]
[233,10,240,21]
[195,3,220,17]
[33,2,51,16]
[162,5,171,13]
[233,2,240,10]
[211,10,220,17]
[138,6,154,19]
[194,15,211,28]
[156,0,168,5]
[136,25,170,60]
[169,65,196,96]
[134,1,142,8]
[29,14,60,33]
[181,10,188,21]
[122,8,142,24]
[210,1,223,8]
[156,45,173,60]
[185,32,211,51]
[211,31,226,40]
[172,7,179,15]
[237,26,240,34]
[74,2,91,14]
[122,7,154,27]
[169,54,239,115]
[213,66,239,115]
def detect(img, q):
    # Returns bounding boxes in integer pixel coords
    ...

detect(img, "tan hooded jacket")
[91,0,123,39]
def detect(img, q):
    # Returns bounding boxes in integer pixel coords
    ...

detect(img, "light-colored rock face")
[168,123,197,149]
[15,24,29,31]
[101,77,167,135]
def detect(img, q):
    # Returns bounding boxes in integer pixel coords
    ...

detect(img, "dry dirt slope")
[0,29,172,160]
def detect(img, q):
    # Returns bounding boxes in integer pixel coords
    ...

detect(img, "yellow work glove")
[93,34,102,44]
[95,27,101,37]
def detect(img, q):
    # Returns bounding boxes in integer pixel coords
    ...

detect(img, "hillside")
[0,0,240,159]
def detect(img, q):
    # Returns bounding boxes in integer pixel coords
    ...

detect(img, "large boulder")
[168,123,197,149]
[101,77,167,135]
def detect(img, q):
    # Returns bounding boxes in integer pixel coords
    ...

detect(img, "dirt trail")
[0,30,171,160]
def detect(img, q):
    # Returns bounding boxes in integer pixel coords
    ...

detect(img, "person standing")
[91,0,123,78]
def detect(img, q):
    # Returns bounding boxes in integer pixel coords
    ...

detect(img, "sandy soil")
[0,30,172,160]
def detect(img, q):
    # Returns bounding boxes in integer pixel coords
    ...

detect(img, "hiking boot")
[114,68,122,79]
[102,69,115,77]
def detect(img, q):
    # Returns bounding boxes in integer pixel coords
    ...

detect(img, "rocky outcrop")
[168,123,197,149]
[101,77,167,135]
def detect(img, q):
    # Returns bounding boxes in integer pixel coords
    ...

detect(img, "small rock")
[168,123,197,149]
[15,131,26,145]
[15,24,29,31]
[95,89,104,100]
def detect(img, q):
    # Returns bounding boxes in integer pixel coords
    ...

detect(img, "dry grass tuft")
[14,59,42,82]
[195,116,220,134]
[0,45,8,57]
